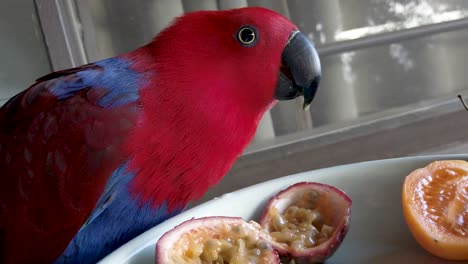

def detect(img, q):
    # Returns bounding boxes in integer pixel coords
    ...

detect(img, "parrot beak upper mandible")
[274,31,321,110]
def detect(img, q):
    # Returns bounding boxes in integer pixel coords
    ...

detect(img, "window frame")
[35,0,87,70]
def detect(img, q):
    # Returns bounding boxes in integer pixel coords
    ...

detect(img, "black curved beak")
[274,31,321,110]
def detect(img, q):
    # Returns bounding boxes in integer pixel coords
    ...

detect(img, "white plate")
[100,154,468,264]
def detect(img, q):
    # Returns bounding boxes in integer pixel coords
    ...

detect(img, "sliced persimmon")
[402,160,468,261]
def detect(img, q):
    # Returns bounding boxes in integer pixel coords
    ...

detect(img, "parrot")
[0,7,321,264]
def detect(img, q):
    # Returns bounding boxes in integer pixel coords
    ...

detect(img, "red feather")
[0,6,298,263]
[125,7,296,210]
[0,70,137,263]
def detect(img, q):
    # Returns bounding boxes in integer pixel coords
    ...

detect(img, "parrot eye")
[237,26,257,46]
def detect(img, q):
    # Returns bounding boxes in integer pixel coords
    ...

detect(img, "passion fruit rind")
[260,182,352,263]
[156,216,280,264]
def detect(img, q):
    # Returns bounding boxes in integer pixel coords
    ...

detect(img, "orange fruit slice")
[402,160,468,260]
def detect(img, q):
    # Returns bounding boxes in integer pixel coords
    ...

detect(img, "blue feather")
[49,58,142,108]
[55,163,184,264]
[44,57,175,263]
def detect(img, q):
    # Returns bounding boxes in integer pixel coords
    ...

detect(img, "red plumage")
[0,7,299,263]
[0,68,138,263]
[126,8,296,208]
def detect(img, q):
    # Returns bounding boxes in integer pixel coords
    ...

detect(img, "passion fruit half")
[260,182,351,263]
[156,216,279,264]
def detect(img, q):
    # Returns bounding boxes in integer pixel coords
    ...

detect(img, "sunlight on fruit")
[402,160,468,261]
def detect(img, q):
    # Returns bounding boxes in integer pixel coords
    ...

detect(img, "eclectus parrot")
[0,7,321,264]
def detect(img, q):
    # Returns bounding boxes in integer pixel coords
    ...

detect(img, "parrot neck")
[123,45,272,212]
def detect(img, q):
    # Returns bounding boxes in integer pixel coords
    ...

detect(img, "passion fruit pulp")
[260,182,351,263]
[156,216,279,264]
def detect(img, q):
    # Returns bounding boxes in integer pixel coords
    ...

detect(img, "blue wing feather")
[47,58,142,108]
[0,56,155,263]
[56,164,184,264]
[38,57,183,263]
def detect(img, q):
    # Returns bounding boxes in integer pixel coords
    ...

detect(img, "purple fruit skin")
[260,182,352,263]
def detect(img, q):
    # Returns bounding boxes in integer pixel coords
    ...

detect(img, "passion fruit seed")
[158,218,278,264]
[256,240,271,250]
[179,225,270,263]
[268,191,334,250]
[260,182,352,263]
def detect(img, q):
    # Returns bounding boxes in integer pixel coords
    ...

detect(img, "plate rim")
[99,154,468,263]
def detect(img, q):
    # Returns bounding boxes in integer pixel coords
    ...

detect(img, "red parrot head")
[128,7,322,207]
[146,7,321,116]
